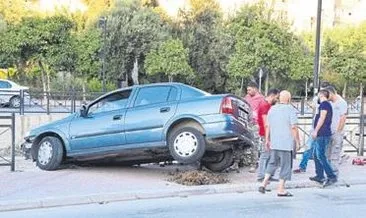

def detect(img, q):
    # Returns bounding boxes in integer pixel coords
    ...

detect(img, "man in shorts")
[258,90,300,197]
[256,88,280,182]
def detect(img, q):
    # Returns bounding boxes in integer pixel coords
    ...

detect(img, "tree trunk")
[305,79,308,100]
[342,81,347,98]
[131,57,139,85]
[38,60,48,102]
[265,72,269,96]
[82,79,86,102]
[239,77,244,97]
[168,75,173,82]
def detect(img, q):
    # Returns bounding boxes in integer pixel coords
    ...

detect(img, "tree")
[0,16,75,93]
[227,5,295,94]
[145,39,193,82]
[71,28,101,93]
[176,2,233,93]
[323,35,366,97]
[104,0,168,86]
[287,38,313,99]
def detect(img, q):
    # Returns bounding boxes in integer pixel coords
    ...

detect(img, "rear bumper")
[203,115,254,148]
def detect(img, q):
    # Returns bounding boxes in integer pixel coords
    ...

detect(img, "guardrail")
[0,90,363,115]
[0,89,104,115]
[0,113,15,171]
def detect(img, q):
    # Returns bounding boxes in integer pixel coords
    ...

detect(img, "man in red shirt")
[244,82,265,173]
[257,88,280,182]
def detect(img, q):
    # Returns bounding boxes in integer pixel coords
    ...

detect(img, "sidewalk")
[1,155,366,212]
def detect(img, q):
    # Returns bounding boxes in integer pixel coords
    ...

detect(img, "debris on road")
[168,170,229,186]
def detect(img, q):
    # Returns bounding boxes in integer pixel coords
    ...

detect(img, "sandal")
[277,192,293,197]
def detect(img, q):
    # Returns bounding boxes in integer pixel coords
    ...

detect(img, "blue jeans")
[299,140,315,170]
[314,136,336,180]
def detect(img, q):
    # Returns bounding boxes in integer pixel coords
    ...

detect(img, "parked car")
[0,79,29,108]
[23,83,255,172]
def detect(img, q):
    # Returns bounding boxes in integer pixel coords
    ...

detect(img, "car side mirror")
[80,105,87,117]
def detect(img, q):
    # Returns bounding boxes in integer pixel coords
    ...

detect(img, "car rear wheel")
[202,150,234,172]
[10,96,20,108]
[168,127,206,164]
[36,136,64,171]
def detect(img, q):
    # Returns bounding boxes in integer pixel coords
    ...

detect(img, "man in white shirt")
[325,86,348,175]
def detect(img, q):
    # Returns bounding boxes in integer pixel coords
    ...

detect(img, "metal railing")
[0,89,104,115]
[0,113,15,171]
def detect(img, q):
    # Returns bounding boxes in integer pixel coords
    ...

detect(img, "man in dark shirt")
[257,89,280,182]
[310,89,337,186]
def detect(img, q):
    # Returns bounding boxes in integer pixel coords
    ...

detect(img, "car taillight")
[220,97,234,115]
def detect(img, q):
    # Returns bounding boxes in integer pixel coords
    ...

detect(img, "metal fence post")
[358,83,364,156]
[11,113,15,172]
[20,89,24,115]
[301,98,305,115]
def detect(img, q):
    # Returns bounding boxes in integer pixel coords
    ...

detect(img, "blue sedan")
[24,83,255,172]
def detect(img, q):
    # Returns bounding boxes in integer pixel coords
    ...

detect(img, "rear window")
[181,86,209,100]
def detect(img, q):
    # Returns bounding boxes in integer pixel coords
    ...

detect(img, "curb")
[1,179,365,212]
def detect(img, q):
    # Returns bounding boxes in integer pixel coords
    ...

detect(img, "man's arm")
[337,114,347,132]
[312,109,327,138]
[291,125,300,150]
[265,116,270,150]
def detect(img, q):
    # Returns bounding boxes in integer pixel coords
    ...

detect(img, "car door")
[124,86,179,144]
[69,89,132,150]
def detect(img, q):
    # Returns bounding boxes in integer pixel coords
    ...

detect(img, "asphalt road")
[2,184,366,218]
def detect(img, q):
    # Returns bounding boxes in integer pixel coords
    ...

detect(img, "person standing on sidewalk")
[244,81,265,173]
[256,88,280,182]
[259,90,300,197]
[325,86,348,175]
[309,89,337,186]
[293,82,332,174]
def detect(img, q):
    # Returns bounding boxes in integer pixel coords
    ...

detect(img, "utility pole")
[99,17,107,93]
[313,0,322,96]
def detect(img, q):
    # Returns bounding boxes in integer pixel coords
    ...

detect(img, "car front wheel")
[36,136,64,171]
[168,127,206,164]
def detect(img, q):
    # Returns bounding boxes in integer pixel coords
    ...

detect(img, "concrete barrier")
[0,114,69,155]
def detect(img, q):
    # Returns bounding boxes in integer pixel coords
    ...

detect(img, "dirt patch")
[168,170,230,186]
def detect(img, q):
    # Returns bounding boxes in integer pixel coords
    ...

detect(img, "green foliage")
[104,0,169,84]
[177,6,233,93]
[227,5,296,82]
[145,39,193,81]
[87,77,116,92]
[72,28,101,79]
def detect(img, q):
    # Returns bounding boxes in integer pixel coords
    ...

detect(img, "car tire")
[202,150,234,172]
[9,96,21,108]
[36,136,64,171]
[168,126,206,164]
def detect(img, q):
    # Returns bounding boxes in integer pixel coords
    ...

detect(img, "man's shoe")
[269,177,279,182]
[323,178,338,187]
[309,176,325,184]
[293,168,306,174]
[249,167,256,173]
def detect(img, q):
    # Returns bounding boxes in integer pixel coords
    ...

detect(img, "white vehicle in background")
[0,79,29,108]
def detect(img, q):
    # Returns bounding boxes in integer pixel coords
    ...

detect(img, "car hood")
[29,113,76,136]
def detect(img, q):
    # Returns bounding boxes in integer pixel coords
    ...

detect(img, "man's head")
[246,81,259,97]
[266,88,280,105]
[279,90,292,104]
[324,86,337,102]
[318,89,330,102]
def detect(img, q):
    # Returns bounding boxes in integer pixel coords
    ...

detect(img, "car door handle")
[113,115,123,120]
[160,107,170,113]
